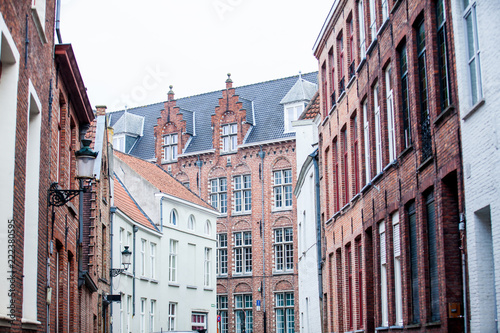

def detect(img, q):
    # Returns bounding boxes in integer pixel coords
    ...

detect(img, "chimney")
[168,85,175,101]
[226,73,233,89]
[95,105,107,116]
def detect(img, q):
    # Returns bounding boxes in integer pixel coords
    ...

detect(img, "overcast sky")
[60,0,333,111]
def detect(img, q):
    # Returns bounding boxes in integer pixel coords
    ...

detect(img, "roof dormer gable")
[281,74,318,133]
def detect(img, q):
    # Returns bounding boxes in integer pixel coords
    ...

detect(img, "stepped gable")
[108,72,318,160]
[114,175,158,231]
[114,150,215,211]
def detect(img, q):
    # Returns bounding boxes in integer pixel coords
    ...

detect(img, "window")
[210,177,228,213]
[222,123,237,152]
[234,175,251,213]
[333,139,340,212]
[217,233,228,276]
[338,33,345,93]
[416,18,432,161]
[374,84,383,173]
[204,247,212,287]
[119,293,124,333]
[392,211,403,326]
[217,295,229,333]
[149,300,156,333]
[436,0,450,110]
[113,135,125,153]
[162,133,178,162]
[379,221,388,327]
[382,0,389,22]
[322,62,328,112]
[349,18,355,79]
[285,103,304,133]
[363,101,371,185]
[170,209,178,226]
[127,295,132,332]
[352,115,360,194]
[275,292,294,333]
[462,0,482,105]
[234,231,252,274]
[169,240,178,282]
[400,43,411,148]
[369,0,377,41]
[426,192,440,322]
[235,294,253,333]
[31,0,46,36]
[347,245,353,330]
[274,169,293,209]
[188,215,195,230]
[140,298,146,333]
[385,65,396,162]
[274,228,293,272]
[168,302,176,331]
[192,313,207,331]
[205,220,212,235]
[119,228,124,265]
[356,240,363,328]
[342,128,349,204]
[329,48,336,107]
[358,0,367,57]
[408,202,420,323]
[150,243,156,279]
[141,239,146,277]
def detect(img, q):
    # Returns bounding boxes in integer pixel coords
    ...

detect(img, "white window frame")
[363,101,371,185]
[205,220,212,235]
[168,302,177,331]
[170,209,178,226]
[392,211,403,326]
[149,299,156,333]
[162,133,178,162]
[235,294,253,333]
[210,177,228,214]
[234,174,252,213]
[284,102,304,133]
[113,134,126,153]
[359,0,367,58]
[385,66,396,162]
[141,239,146,277]
[169,239,178,282]
[31,0,47,41]
[234,231,252,274]
[217,233,228,276]
[462,0,482,106]
[274,228,294,273]
[379,221,388,327]
[222,123,237,152]
[119,292,124,333]
[191,312,208,331]
[127,295,132,332]
[273,169,293,209]
[218,295,229,333]
[381,0,389,22]
[150,242,156,279]
[204,247,212,287]
[275,292,295,333]
[188,214,195,230]
[140,298,146,333]
[369,0,377,41]
[374,84,383,174]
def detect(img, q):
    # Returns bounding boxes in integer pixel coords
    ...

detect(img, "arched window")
[204,220,211,235]
[188,215,196,230]
[170,210,178,226]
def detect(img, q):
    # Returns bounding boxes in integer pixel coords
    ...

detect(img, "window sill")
[425,321,441,327]
[161,159,178,165]
[391,0,403,14]
[405,323,421,329]
[204,287,214,291]
[361,182,372,194]
[273,270,294,276]
[418,156,433,172]
[375,327,389,331]
[233,273,252,278]
[390,325,404,329]
[383,159,397,172]
[350,193,361,204]
[355,330,365,333]
[232,211,252,217]
[462,98,485,121]
[187,285,198,290]
[367,38,378,57]
[377,19,390,37]
[217,274,228,279]
[371,171,383,184]
[21,318,41,330]
[321,114,330,127]
[347,75,356,89]
[341,202,351,213]
[434,104,455,126]
[337,90,347,104]
[150,278,159,284]
[398,145,413,160]
[357,57,367,73]
[220,151,238,156]
[272,207,293,213]
[168,282,180,288]
[0,315,12,328]
[328,104,337,116]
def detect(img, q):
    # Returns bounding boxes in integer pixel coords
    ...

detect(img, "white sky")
[60,0,333,111]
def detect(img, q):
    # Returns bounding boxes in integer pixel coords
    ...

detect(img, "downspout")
[55,0,62,43]
[459,214,467,333]
[311,150,324,329]
[132,225,138,316]
[159,196,164,232]
[196,156,203,197]
[78,178,84,287]
[109,206,116,333]
[257,146,266,333]
[46,78,54,333]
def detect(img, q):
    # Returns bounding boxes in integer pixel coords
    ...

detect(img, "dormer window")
[163,133,178,162]
[284,102,305,133]
[222,123,237,152]
[113,134,125,153]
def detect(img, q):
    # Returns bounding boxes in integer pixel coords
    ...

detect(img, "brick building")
[314,0,465,332]
[0,2,111,331]
[109,72,317,333]
[450,0,500,331]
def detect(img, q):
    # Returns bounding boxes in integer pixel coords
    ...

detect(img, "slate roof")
[299,91,320,120]
[114,175,159,231]
[113,111,144,137]
[280,76,318,104]
[108,72,318,160]
[114,150,215,211]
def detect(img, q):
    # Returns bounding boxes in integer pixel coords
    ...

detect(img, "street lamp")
[48,139,98,206]
[110,246,132,277]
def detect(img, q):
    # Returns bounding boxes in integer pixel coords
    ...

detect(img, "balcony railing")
[421,114,432,161]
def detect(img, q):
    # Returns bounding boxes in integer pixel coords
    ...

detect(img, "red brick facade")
[154,78,300,333]
[315,0,465,332]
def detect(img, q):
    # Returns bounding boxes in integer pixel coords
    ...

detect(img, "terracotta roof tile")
[114,150,215,211]
[114,175,158,231]
[299,91,320,120]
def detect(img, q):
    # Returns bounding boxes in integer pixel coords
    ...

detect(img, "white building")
[292,93,323,333]
[450,1,500,331]
[111,150,219,333]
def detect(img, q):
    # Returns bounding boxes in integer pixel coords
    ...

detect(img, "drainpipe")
[257,146,266,333]
[55,0,62,43]
[311,149,324,329]
[159,196,164,232]
[78,178,84,287]
[132,225,138,316]
[196,156,203,197]
[109,206,116,333]
[459,214,467,333]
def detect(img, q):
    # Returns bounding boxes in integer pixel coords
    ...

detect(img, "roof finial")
[299,71,302,80]
[168,85,175,101]
[226,73,233,83]
[226,73,233,89]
